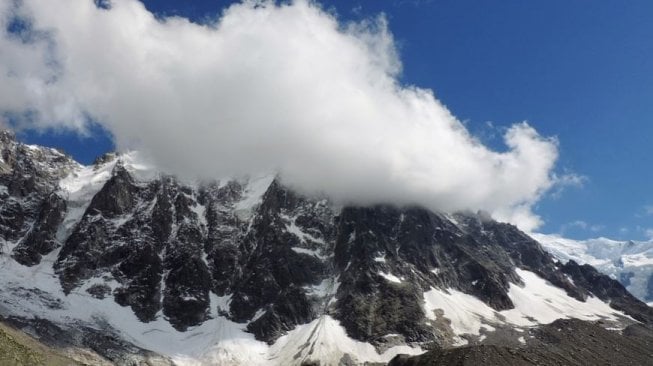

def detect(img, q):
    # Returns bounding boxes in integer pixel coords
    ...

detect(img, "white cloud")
[0,0,567,231]
[548,172,587,199]
[590,224,605,232]
[645,205,653,215]
[646,229,653,240]
[559,220,604,235]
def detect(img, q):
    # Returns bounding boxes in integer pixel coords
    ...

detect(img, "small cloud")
[633,226,653,241]
[394,0,435,7]
[645,205,653,215]
[549,173,587,199]
[646,229,653,240]
[568,220,588,230]
[472,120,499,144]
[560,220,603,235]
[554,173,587,188]
[589,224,604,232]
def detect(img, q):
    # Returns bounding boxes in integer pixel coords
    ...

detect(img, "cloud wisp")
[0,0,566,230]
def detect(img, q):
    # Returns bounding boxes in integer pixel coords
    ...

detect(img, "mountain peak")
[0,129,16,144]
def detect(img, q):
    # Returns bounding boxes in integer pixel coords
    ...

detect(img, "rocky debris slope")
[0,319,87,366]
[388,318,653,366]
[0,130,652,365]
[1,316,172,366]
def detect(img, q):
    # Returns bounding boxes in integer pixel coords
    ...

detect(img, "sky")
[2,0,652,240]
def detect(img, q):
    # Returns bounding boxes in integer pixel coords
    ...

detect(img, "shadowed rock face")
[1,130,653,364]
[11,193,67,266]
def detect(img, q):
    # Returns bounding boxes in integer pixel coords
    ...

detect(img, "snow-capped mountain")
[534,233,653,306]
[1,130,652,365]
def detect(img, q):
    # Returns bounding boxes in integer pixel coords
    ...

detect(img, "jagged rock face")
[233,183,334,340]
[11,193,67,266]
[1,130,77,256]
[1,131,652,365]
[332,207,516,345]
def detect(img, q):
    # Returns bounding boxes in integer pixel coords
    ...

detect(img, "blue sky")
[15,0,653,240]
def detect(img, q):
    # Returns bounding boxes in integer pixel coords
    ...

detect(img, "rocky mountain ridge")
[1,130,652,365]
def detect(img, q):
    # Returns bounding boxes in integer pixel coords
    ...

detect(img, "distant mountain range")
[534,233,653,306]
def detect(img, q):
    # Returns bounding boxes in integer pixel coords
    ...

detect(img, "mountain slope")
[1,130,652,365]
[388,318,653,366]
[0,320,88,366]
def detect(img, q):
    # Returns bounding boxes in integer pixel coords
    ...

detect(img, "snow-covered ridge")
[533,233,653,303]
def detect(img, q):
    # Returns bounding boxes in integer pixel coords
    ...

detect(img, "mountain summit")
[1,131,652,365]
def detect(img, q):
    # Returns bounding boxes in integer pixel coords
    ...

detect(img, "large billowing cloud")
[0,0,566,230]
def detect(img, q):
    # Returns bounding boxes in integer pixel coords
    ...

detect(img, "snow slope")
[423,269,628,346]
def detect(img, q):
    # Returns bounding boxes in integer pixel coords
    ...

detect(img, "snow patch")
[57,158,117,240]
[190,201,207,229]
[120,151,159,182]
[284,214,326,246]
[379,272,402,284]
[291,247,328,260]
[233,175,275,219]
[303,278,339,299]
[251,308,266,322]
[213,294,232,314]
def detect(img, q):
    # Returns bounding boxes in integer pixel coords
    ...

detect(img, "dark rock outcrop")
[11,192,66,266]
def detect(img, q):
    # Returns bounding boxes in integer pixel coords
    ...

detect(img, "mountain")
[1,130,652,365]
[533,233,653,306]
